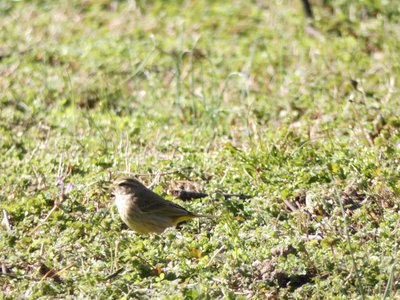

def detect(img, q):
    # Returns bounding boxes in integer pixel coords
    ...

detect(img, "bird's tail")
[174,213,218,227]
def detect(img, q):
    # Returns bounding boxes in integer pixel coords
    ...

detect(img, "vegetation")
[1,0,399,298]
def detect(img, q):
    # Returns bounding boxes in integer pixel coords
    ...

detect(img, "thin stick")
[37,262,73,284]
[2,210,11,231]
[205,245,226,268]
[1,263,17,278]
[116,167,193,178]
[349,99,374,147]
[105,267,125,280]
[1,263,8,275]
[332,185,365,299]
[172,190,253,201]
[39,262,74,284]
[29,203,59,235]
[284,199,299,212]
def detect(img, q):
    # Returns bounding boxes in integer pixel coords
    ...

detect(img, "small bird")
[113,177,214,234]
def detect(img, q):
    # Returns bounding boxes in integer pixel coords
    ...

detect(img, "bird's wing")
[135,188,194,217]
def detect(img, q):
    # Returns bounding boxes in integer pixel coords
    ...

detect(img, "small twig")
[205,245,226,268]
[383,76,395,104]
[105,267,125,280]
[2,210,12,231]
[172,190,209,200]
[29,176,69,234]
[116,167,193,178]
[284,199,299,212]
[349,98,374,147]
[114,240,119,271]
[29,203,59,234]
[1,263,10,275]
[39,262,73,284]
[349,81,374,147]
[331,182,365,299]
[1,263,17,278]
[171,190,253,201]
[301,234,323,241]
[37,262,65,284]
[1,263,6,274]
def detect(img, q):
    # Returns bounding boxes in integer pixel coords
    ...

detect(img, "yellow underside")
[173,215,196,225]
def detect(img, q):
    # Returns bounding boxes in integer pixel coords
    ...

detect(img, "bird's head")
[113,177,146,195]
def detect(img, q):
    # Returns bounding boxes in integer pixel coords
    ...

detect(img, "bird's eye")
[118,182,130,187]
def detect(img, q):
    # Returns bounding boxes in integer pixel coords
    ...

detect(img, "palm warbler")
[113,177,213,234]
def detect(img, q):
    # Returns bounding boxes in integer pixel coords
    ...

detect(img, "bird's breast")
[115,194,134,220]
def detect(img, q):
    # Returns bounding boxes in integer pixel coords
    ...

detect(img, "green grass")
[1,0,400,298]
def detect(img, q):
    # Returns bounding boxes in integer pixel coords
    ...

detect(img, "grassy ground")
[1,0,400,298]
